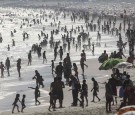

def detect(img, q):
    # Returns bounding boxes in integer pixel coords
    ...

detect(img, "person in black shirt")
[55,62,63,78]
[81,80,88,107]
[56,77,65,108]
[105,80,113,113]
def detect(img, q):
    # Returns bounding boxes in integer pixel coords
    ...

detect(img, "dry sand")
[1,58,135,115]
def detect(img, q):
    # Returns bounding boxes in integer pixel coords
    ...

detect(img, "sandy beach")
[1,58,133,115]
[0,0,134,115]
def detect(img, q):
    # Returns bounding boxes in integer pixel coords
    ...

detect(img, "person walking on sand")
[28,86,40,105]
[12,39,15,46]
[33,70,40,86]
[33,70,44,88]
[82,50,86,61]
[92,42,95,56]
[59,46,63,60]
[5,57,11,76]
[28,50,32,65]
[17,58,21,77]
[63,53,72,84]
[54,46,58,61]
[0,62,5,78]
[91,78,100,102]
[8,44,10,51]
[0,33,3,43]
[81,80,88,107]
[50,60,55,74]
[105,80,113,113]
[50,78,58,108]
[80,53,88,75]
[69,75,80,106]
[73,63,79,82]
[56,77,65,108]
[37,45,42,58]
[12,94,21,113]
[21,95,26,113]
[43,51,47,63]
[55,62,63,78]
[48,92,56,111]
[38,75,44,88]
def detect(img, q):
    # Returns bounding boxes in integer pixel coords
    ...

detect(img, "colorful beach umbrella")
[117,106,135,115]
[99,58,124,70]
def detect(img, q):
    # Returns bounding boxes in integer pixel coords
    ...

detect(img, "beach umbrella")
[114,62,133,71]
[99,58,124,70]
[123,111,135,115]
[117,106,135,115]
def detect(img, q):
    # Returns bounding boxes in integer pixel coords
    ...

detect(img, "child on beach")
[12,94,21,113]
[21,95,26,112]
[48,92,56,111]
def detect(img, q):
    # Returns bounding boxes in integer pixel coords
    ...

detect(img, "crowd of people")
[0,1,133,114]
[105,68,135,112]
